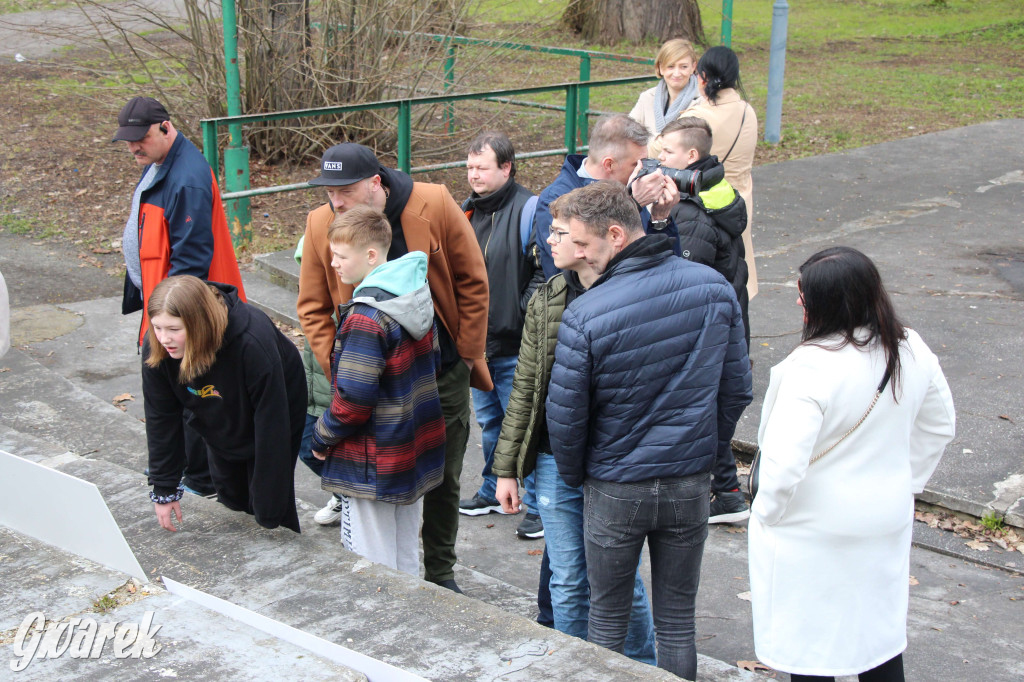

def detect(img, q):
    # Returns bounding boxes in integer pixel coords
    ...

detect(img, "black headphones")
[159,123,169,135]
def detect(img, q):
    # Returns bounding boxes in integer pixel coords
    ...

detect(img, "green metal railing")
[202,75,657,202]
[213,1,736,244]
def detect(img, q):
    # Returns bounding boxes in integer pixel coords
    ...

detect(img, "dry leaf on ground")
[966,539,990,551]
[112,393,134,403]
[736,591,752,602]
[909,576,919,586]
[737,660,771,672]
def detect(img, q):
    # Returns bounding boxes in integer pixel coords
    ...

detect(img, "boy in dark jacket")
[659,117,750,351]
[658,117,753,524]
[311,206,445,576]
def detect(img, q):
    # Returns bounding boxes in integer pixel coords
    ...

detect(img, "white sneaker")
[314,494,343,525]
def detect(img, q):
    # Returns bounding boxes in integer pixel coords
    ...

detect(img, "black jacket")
[669,155,748,303]
[142,283,306,531]
[462,179,544,358]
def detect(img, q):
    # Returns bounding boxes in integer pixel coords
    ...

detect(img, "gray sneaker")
[708,490,750,524]
[459,492,506,516]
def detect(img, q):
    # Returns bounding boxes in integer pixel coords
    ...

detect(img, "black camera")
[633,158,723,196]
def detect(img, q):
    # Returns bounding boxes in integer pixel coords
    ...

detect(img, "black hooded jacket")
[142,283,306,531]
[668,155,748,302]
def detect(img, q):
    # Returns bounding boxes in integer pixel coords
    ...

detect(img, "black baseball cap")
[308,143,380,187]
[112,97,170,142]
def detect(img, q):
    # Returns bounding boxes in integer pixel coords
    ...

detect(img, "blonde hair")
[655,39,697,78]
[328,205,392,251]
[145,275,228,383]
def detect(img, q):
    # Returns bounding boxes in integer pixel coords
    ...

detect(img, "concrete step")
[253,248,300,293]
[0,527,366,681]
[4,448,732,681]
[241,270,300,329]
[0,347,149,475]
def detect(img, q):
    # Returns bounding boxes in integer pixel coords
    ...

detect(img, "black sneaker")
[708,490,750,524]
[516,513,544,539]
[458,493,506,516]
[434,578,463,594]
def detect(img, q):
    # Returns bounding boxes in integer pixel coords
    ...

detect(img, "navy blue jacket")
[547,234,752,487]
[532,155,682,278]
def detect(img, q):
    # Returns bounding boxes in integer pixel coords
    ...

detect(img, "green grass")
[981,510,1006,533]
[0,213,39,235]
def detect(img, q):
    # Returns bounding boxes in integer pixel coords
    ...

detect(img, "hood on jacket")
[349,252,433,340]
[207,282,249,345]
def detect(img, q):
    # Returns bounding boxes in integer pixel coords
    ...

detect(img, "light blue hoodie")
[345,251,434,341]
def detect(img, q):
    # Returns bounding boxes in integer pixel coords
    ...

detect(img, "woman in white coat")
[749,247,955,682]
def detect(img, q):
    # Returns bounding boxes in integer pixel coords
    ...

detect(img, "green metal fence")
[202,75,657,202]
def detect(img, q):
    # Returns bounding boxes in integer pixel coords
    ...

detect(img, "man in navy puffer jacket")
[546,181,752,681]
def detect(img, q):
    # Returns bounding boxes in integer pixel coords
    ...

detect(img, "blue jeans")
[534,453,657,665]
[297,413,323,478]
[471,355,536,510]
[583,474,710,681]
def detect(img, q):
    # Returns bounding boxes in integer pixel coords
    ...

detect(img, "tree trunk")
[565,0,705,46]
[239,0,312,160]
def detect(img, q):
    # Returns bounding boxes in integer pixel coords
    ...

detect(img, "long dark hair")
[798,247,906,398]
[696,45,744,102]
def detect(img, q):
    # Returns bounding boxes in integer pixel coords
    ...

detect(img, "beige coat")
[685,88,759,298]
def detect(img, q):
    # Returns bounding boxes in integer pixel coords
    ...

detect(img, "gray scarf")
[653,75,698,134]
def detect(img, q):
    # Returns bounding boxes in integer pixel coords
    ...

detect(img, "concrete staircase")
[0,265,757,680]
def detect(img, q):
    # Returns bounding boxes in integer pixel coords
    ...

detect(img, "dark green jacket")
[491,273,569,482]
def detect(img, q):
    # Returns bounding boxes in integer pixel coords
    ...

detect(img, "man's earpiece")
[159,123,168,135]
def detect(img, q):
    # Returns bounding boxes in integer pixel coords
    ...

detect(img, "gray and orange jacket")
[121,133,245,344]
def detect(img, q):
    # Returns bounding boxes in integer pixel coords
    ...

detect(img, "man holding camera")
[531,114,682,278]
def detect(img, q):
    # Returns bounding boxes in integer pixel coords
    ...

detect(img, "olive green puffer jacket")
[491,273,569,483]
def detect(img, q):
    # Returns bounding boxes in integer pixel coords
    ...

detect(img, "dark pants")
[182,413,214,493]
[421,361,471,583]
[584,474,710,681]
[712,439,741,493]
[206,449,301,533]
[790,653,905,682]
[537,547,553,627]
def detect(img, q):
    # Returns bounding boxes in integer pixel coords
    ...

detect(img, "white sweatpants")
[339,495,422,576]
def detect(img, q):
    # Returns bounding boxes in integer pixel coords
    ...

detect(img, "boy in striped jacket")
[311,206,445,575]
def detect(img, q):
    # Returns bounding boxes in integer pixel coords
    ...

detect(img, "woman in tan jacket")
[685,46,759,299]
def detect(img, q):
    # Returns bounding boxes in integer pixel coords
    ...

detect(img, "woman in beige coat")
[685,46,759,299]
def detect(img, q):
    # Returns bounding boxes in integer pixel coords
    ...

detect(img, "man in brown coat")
[298,143,490,592]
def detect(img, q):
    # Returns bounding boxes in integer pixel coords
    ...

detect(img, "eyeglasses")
[549,229,570,244]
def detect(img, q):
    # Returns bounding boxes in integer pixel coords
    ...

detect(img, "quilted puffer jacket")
[547,234,752,488]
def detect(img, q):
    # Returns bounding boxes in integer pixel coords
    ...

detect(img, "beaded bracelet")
[150,484,184,505]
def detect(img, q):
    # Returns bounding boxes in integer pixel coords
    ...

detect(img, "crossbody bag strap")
[719,102,749,165]
[808,366,893,466]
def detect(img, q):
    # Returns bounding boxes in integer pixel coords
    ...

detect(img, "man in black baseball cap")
[114,94,246,502]
[298,141,490,593]
[307,143,380,187]
[112,96,171,143]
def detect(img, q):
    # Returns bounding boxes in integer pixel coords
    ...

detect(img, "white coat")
[748,329,955,676]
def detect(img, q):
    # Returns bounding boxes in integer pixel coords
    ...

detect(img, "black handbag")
[747,367,891,502]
